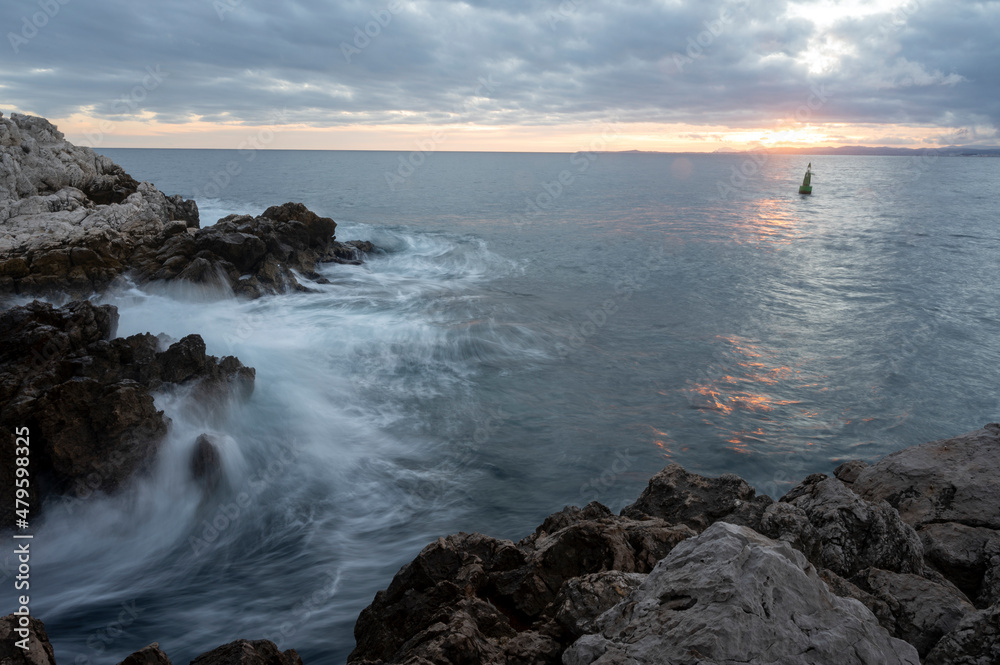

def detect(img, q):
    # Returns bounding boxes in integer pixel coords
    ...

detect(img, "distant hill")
[712,145,1000,157]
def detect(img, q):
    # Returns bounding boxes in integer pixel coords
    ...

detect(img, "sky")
[1,0,997,152]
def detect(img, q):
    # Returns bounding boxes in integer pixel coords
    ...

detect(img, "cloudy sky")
[2,0,997,151]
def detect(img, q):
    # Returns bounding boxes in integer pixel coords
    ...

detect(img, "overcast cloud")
[1,0,997,144]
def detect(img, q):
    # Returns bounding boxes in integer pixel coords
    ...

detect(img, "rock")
[0,300,254,524]
[853,568,975,656]
[852,424,1000,529]
[191,433,223,491]
[763,473,924,579]
[562,522,921,665]
[349,505,694,664]
[619,462,774,531]
[1,114,376,298]
[852,425,1000,607]
[189,640,302,665]
[130,202,376,298]
[551,571,646,637]
[919,522,1000,607]
[834,459,869,485]
[0,114,200,296]
[116,642,174,665]
[924,601,1000,665]
[0,614,57,665]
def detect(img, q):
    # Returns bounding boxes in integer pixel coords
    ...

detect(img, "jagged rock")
[191,433,223,491]
[1,114,375,298]
[562,522,921,665]
[834,459,869,485]
[0,614,57,665]
[852,425,1000,607]
[349,504,694,664]
[0,114,200,295]
[189,640,302,665]
[762,473,924,579]
[116,642,173,665]
[924,601,1000,665]
[0,300,254,524]
[619,462,774,531]
[853,568,975,656]
[852,424,1000,529]
[919,521,1000,607]
[551,571,646,637]
[130,202,376,298]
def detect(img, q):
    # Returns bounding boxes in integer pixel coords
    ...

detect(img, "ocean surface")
[18,149,1000,663]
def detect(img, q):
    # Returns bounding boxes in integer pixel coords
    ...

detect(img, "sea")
[16,149,1000,664]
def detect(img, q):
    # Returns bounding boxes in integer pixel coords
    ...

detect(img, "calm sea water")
[20,149,1000,664]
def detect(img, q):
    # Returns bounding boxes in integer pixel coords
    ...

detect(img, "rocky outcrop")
[0,112,199,295]
[1,616,300,665]
[562,522,920,665]
[0,614,57,665]
[0,300,254,524]
[129,203,376,298]
[924,601,1000,665]
[852,423,1000,609]
[351,426,1000,663]
[0,113,375,298]
[188,640,303,665]
[349,503,695,664]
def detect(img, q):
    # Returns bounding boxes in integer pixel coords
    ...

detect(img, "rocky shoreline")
[3,426,1000,664]
[1,114,998,664]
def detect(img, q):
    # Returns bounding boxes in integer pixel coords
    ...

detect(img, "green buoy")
[799,162,813,194]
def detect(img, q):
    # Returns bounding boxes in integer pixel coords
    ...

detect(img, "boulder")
[620,462,774,531]
[853,567,975,656]
[851,425,1000,607]
[762,473,924,579]
[116,643,173,665]
[349,504,694,664]
[189,640,302,665]
[562,522,921,665]
[129,203,376,298]
[924,601,1000,665]
[852,424,1000,529]
[0,300,254,524]
[0,614,57,665]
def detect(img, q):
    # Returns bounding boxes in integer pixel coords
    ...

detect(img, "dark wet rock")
[0,614,57,665]
[924,601,1000,665]
[0,300,254,524]
[852,424,1000,530]
[562,522,920,665]
[853,567,975,657]
[349,504,694,665]
[763,473,924,579]
[191,433,223,491]
[130,202,377,298]
[619,462,774,531]
[189,640,303,665]
[852,425,1000,608]
[116,643,174,665]
[551,571,646,637]
[833,459,869,485]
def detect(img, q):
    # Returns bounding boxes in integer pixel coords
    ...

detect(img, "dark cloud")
[0,0,996,140]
